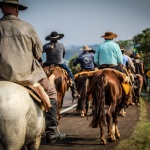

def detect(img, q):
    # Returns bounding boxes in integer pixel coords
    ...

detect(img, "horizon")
[0,0,150,47]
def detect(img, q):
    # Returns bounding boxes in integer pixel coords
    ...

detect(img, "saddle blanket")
[74,68,130,95]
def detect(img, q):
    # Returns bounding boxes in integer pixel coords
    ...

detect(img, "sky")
[0,0,150,47]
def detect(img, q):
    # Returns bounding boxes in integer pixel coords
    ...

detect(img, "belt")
[100,64,117,68]
[81,69,95,71]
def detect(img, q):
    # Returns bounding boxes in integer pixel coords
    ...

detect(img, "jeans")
[58,63,74,81]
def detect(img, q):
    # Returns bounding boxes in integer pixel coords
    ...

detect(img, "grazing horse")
[43,65,69,120]
[75,74,92,117]
[88,69,126,145]
[0,81,45,150]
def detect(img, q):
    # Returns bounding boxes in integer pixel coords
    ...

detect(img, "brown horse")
[132,74,143,105]
[43,65,69,119]
[75,74,92,117]
[88,69,126,145]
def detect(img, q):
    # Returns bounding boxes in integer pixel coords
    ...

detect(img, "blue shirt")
[123,54,129,66]
[94,40,123,66]
[73,52,95,70]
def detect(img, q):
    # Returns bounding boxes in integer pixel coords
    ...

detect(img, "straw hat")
[101,32,117,39]
[0,0,27,10]
[45,31,64,41]
[134,53,140,59]
[80,45,92,51]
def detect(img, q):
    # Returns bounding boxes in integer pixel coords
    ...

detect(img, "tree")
[132,28,150,69]
[68,56,81,75]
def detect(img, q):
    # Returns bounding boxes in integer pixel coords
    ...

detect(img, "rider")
[94,32,126,73]
[133,53,149,92]
[43,31,80,99]
[73,45,95,71]
[0,0,65,142]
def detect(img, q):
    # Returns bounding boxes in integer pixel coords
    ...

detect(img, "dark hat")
[45,31,64,41]
[101,32,117,39]
[0,0,27,10]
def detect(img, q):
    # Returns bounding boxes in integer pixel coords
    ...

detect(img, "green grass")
[115,97,150,150]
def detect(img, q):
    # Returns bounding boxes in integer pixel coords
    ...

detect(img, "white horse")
[0,81,45,150]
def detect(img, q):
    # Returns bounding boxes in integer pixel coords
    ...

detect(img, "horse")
[43,65,69,120]
[75,74,92,117]
[132,74,143,105]
[0,81,45,150]
[88,69,126,145]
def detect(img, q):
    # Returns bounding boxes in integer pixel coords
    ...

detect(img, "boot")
[45,99,66,143]
[70,83,80,99]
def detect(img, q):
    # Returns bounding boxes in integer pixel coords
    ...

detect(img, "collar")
[1,15,20,21]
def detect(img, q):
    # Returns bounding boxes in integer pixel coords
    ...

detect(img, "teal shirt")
[94,40,123,66]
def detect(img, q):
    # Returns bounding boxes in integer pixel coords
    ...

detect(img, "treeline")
[67,27,150,72]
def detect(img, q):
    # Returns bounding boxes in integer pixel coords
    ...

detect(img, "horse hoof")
[108,133,116,142]
[119,112,126,117]
[100,138,106,145]
[115,133,120,139]
[81,114,85,117]
[131,103,135,106]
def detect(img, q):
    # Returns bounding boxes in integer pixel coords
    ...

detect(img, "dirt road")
[39,104,140,150]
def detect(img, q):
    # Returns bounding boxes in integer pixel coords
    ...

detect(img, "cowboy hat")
[101,32,117,39]
[0,0,27,10]
[45,31,64,41]
[134,53,140,59]
[80,45,92,51]
[120,47,127,52]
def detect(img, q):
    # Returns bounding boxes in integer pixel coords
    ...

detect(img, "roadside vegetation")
[115,97,150,150]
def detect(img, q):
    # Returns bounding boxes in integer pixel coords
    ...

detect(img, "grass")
[115,97,150,150]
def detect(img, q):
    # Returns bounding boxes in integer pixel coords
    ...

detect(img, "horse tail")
[90,73,107,128]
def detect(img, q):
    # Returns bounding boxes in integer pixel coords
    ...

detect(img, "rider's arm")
[94,46,100,66]
[117,45,123,66]
[31,28,43,60]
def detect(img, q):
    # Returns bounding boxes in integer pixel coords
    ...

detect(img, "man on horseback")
[43,31,80,99]
[133,53,149,92]
[73,45,95,71]
[94,32,125,73]
[0,0,65,143]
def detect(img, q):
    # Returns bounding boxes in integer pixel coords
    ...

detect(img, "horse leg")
[57,92,64,120]
[112,111,120,138]
[26,135,41,150]
[99,122,106,145]
[86,94,92,116]
[106,105,116,142]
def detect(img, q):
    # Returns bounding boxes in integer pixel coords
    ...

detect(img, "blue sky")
[0,0,150,46]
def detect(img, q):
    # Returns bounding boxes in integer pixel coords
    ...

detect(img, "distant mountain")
[64,44,98,60]
[42,44,98,62]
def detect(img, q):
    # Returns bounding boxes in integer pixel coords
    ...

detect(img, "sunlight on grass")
[115,97,150,150]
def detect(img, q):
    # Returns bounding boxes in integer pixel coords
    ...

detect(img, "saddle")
[74,68,130,95]
[43,65,71,89]
[25,83,51,112]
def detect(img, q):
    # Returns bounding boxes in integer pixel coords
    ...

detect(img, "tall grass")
[115,97,150,150]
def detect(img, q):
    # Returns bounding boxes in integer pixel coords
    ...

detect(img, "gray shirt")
[43,42,65,65]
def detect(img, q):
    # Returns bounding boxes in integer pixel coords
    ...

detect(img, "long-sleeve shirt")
[94,40,123,66]
[123,54,129,66]
[0,15,46,86]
